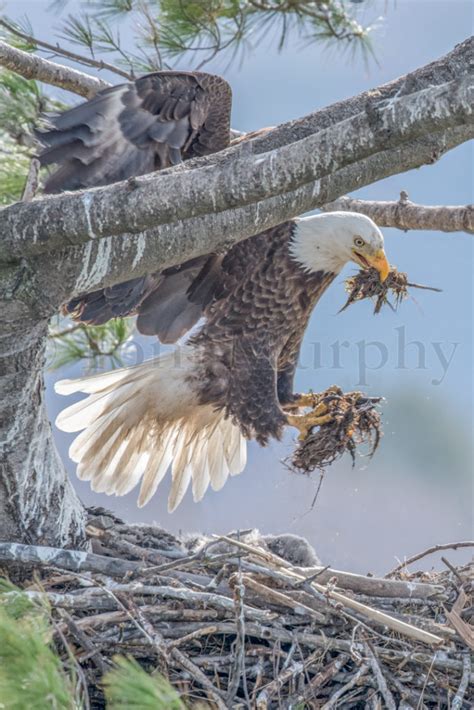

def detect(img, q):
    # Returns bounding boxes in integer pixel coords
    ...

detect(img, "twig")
[21,158,40,202]
[297,654,348,701]
[57,609,108,673]
[52,616,91,710]
[416,654,436,710]
[256,647,326,705]
[69,582,273,623]
[0,541,143,577]
[441,556,465,585]
[452,651,472,710]
[364,644,397,710]
[171,647,228,710]
[166,624,221,651]
[241,574,327,624]
[445,589,474,650]
[227,535,250,706]
[386,541,474,578]
[320,663,369,709]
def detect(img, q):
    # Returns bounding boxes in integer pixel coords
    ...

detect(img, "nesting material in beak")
[365,249,390,283]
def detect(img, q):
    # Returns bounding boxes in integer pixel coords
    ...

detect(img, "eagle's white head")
[291,212,390,282]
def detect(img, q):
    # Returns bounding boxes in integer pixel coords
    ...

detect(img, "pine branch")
[47,317,134,372]
[0,39,108,98]
[0,580,76,708]
[0,18,131,80]
[104,657,185,710]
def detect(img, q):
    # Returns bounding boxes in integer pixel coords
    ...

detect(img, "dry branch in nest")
[0,514,472,709]
[341,266,441,314]
[290,387,382,474]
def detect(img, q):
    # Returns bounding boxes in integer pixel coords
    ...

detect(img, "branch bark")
[3,75,472,263]
[321,194,474,234]
[33,123,468,311]
[0,39,108,98]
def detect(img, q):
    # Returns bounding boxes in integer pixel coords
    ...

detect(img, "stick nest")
[291,387,382,474]
[341,267,441,314]
[2,516,472,709]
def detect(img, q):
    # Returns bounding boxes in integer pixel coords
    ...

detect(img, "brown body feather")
[189,223,335,443]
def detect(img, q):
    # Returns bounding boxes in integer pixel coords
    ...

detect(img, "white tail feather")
[55,347,246,511]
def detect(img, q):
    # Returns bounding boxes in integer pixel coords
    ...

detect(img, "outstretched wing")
[36,71,232,193]
[64,253,224,344]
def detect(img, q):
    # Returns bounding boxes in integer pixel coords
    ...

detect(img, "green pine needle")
[0,581,75,710]
[48,316,135,372]
[103,656,185,710]
[0,133,31,205]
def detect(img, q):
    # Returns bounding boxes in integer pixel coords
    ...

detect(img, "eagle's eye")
[353,236,365,248]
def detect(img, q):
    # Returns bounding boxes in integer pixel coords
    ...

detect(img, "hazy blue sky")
[6,0,473,573]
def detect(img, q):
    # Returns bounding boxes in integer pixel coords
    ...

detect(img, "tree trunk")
[0,265,85,546]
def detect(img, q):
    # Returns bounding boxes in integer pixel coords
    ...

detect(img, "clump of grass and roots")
[341,266,441,314]
[290,386,382,474]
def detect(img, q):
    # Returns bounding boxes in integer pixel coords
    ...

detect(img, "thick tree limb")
[209,36,474,158]
[13,124,474,316]
[0,541,142,577]
[1,76,472,265]
[0,39,108,98]
[0,38,471,259]
[321,194,474,234]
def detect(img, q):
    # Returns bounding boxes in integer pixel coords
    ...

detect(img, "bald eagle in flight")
[37,71,390,511]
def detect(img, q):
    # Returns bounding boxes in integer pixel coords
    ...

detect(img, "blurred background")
[4,0,473,575]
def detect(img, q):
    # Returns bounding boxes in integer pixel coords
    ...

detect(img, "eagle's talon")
[292,392,319,409]
[287,410,333,440]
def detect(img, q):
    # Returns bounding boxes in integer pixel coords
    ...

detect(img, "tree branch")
[30,124,473,311]
[2,76,472,261]
[0,19,131,81]
[239,36,474,155]
[321,193,474,234]
[0,39,108,98]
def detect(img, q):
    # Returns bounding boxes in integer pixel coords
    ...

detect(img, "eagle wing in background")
[37,70,232,333]
[37,71,232,192]
[63,252,226,343]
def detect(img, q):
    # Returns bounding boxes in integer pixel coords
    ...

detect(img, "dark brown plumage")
[37,71,231,192]
[189,222,335,443]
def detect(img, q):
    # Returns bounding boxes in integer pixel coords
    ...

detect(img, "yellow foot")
[292,392,319,408]
[283,386,342,412]
[287,403,333,441]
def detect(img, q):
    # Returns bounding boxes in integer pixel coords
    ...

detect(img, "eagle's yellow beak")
[353,248,390,283]
[368,249,390,282]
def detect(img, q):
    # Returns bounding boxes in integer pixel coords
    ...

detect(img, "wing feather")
[37,71,231,193]
[42,71,232,336]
